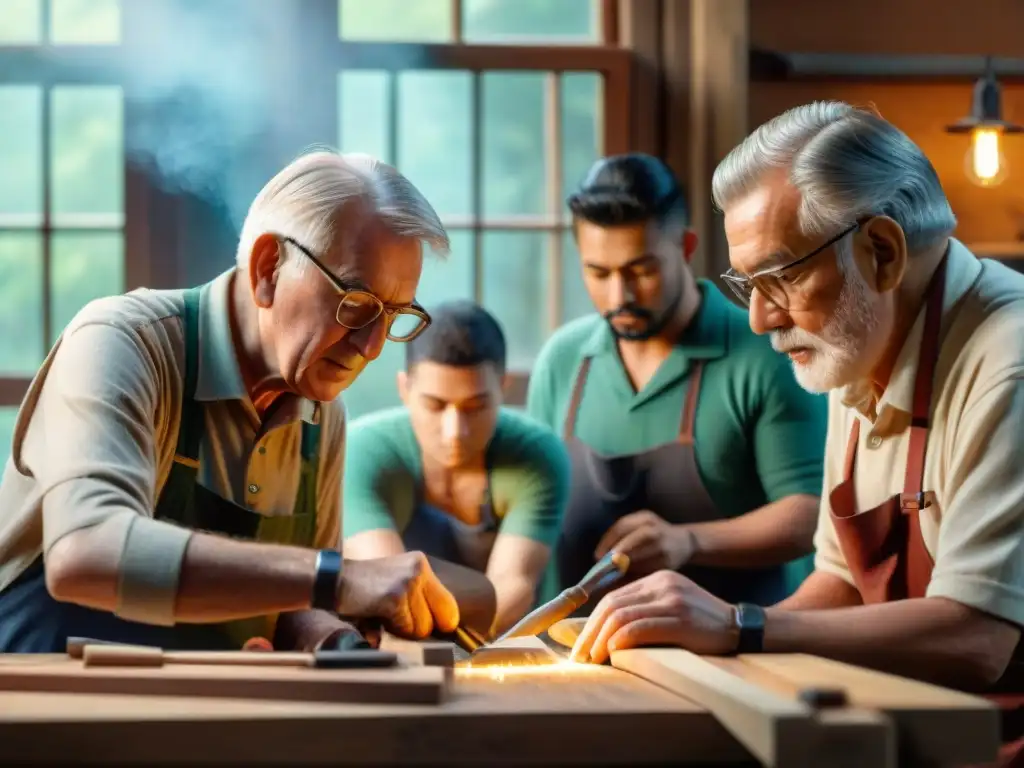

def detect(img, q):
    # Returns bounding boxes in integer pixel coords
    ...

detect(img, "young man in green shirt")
[528,153,827,607]
[343,301,570,636]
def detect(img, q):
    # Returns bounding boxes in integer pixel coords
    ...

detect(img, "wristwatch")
[312,549,344,612]
[733,602,766,654]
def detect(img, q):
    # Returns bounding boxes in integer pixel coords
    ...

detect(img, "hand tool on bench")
[462,550,630,666]
[67,637,398,669]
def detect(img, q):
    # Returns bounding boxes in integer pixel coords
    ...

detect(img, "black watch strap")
[312,549,343,612]
[734,602,766,654]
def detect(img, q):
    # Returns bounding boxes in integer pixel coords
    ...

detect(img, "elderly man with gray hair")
[571,102,1024,759]
[0,149,462,653]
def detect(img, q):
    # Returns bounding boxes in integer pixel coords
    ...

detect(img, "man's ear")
[249,234,283,309]
[861,216,907,294]
[682,229,699,264]
[396,370,410,404]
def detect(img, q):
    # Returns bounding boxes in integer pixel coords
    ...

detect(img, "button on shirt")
[814,239,1024,628]
[0,269,346,593]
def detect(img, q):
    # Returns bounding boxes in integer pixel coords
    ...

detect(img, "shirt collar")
[580,279,731,360]
[193,269,321,425]
[840,238,982,426]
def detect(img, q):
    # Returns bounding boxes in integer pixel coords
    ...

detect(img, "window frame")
[325,0,632,403]
[0,2,161,409]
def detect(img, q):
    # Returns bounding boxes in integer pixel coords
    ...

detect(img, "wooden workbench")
[0,650,1001,767]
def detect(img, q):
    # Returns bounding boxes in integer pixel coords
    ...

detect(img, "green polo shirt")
[527,281,827,589]
[343,406,570,550]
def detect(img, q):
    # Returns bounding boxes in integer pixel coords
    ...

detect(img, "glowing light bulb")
[965,127,1009,187]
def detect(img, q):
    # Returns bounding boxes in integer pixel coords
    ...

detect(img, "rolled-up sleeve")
[927,373,1024,626]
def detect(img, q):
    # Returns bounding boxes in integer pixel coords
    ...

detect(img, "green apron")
[152,286,321,647]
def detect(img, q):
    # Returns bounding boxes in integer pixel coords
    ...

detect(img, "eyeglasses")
[280,236,431,342]
[720,222,860,310]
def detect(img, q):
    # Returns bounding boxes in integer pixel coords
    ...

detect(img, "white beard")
[770,239,881,393]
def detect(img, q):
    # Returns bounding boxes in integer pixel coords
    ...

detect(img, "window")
[333,0,628,417]
[0,0,126,468]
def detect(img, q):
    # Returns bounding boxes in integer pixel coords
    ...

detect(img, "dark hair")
[567,153,688,229]
[405,300,507,375]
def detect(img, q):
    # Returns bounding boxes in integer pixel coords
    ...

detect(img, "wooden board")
[0,665,750,765]
[547,617,587,649]
[378,632,457,667]
[742,654,1001,767]
[0,654,447,706]
[459,636,564,668]
[613,649,893,768]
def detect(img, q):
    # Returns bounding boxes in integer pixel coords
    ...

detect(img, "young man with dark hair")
[342,300,571,636]
[527,153,828,609]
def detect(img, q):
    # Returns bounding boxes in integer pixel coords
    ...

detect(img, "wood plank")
[460,636,563,668]
[612,648,820,767]
[742,654,1000,766]
[0,666,750,765]
[708,657,895,768]
[547,617,587,649]
[0,655,447,706]
[378,632,457,667]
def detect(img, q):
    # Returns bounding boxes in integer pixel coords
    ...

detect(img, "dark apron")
[0,285,321,653]
[553,357,788,614]
[402,475,498,575]
[829,255,1024,768]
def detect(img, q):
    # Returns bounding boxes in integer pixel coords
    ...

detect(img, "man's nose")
[748,288,788,336]
[441,407,468,442]
[347,316,387,361]
[608,273,635,308]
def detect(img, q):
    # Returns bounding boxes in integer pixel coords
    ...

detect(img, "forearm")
[47,517,318,623]
[763,597,1015,690]
[492,576,540,636]
[686,494,818,568]
[773,569,863,610]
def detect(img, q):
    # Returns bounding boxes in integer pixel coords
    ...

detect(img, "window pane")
[0,232,44,375]
[0,0,41,43]
[0,87,43,222]
[481,230,546,370]
[342,230,474,419]
[560,229,592,324]
[482,72,544,218]
[0,406,18,473]
[50,232,124,343]
[339,0,451,42]
[338,71,391,163]
[50,0,120,44]
[51,86,124,224]
[561,72,602,203]
[398,71,472,218]
[464,0,599,43]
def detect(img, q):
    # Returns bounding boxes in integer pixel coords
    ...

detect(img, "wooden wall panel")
[750,0,1024,57]
[749,82,1024,247]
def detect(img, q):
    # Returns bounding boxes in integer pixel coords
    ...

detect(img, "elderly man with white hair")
[0,149,462,653]
[570,102,1024,758]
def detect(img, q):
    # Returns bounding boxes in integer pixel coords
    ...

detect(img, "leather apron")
[402,474,499,575]
[0,285,321,653]
[828,256,1024,768]
[552,357,788,613]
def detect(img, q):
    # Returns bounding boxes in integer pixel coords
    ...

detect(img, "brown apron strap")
[563,357,593,440]
[843,418,861,481]
[678,361,704,446]
[901,255,948,511]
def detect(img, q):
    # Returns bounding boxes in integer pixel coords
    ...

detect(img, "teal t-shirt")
[342,406,571,554]
[527,281,828,592]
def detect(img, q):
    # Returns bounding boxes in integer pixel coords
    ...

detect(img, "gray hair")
[236,148,449,271]
[711,101,956,252]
